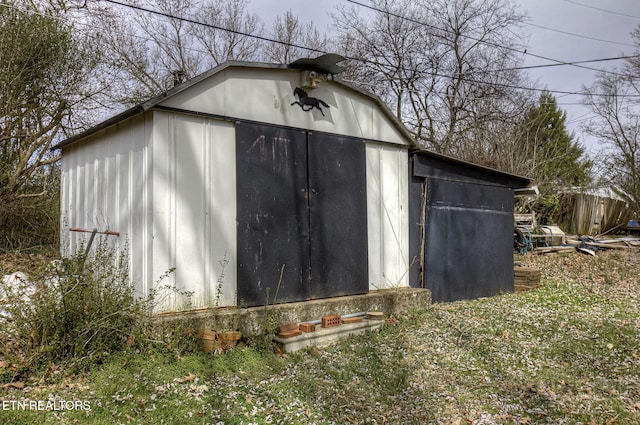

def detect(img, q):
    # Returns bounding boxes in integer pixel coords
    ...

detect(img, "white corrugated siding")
[151,111,237,311]
[60,113,153,297]
[366,144,409,289]
[61,111,237,312]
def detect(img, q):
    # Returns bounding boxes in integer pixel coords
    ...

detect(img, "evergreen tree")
[516,92,592,195]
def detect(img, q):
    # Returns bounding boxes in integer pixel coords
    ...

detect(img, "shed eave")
[410,147,532,188]
[51,104,145,150]
[50,62,253,150]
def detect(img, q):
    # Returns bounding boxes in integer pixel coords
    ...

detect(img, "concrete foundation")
[156,288,430,339]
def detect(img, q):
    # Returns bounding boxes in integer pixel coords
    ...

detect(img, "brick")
[321,314,342,328]
[366,311,384,320]
[341,317,362,324]
[278,322,299,333]
[299,323,316,333]
[278,329,303,338]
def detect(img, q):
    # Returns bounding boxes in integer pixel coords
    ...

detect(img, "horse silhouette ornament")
[291,87,330,116]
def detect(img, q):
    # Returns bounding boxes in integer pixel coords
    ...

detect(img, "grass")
[2,250,640,424]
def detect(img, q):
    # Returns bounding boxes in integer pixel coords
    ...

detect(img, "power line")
[502,54,640,71]
[100,0,329,56]
[563,0,640,20]
[96,0,640,98]
[6,1,636,100]
[522,21,635,47]
[343,0,627,76]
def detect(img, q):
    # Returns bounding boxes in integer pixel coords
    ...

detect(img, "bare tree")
[190,0,263,65]
[87,0,264,107]
[333,0,530,163]
[583,65,640,215]
[264,10,328,64]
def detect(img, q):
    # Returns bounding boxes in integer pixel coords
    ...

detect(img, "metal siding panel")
[105,141,117,233]
[174,116,208,308]
[60,116,152,302]
[429,179,512,212]
[424,178,514,302]
[207,121,237,307]
[128,120,148,298]
[151,111,175,310]
[60,151,76,254]
[236,123,311,307]
[366,145,383,288]
[161,114,236,309]
[143,112,153,297]
[366,145,409,289]
[308,133,368,299]
[381,147,406,287]
[84,150,95,229]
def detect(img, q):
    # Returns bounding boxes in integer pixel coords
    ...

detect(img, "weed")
[0,239,188,375]
[214,251,228,307]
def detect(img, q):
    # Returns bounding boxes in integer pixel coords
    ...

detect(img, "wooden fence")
[556,193,633,235]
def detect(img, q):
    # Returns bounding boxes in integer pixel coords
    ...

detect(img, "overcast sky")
[251,0,640,154]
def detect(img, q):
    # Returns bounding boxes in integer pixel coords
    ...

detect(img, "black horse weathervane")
[288,53,347,118]
[291,87,330,116]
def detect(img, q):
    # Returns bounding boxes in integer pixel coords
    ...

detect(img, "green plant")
[0,238,184,374]
[214,251,229,307]
[533,194,561,225]
[249,266,286,353]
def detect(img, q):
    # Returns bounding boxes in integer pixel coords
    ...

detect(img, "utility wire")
[343,0,628,76]
[7,1,636,99]
[501,54,640,71]
[563,0,640,20]
[523,21,634,47]
[95,0,640,98]
[100,0,329,55]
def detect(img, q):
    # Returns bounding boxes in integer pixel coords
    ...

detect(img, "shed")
[408,150,531,302]
[54,61,413,311]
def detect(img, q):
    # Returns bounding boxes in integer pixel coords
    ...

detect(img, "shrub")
[0,167,60,253]
[1,239,165,373]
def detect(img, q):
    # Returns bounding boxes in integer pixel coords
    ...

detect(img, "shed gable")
[157,65,411,146]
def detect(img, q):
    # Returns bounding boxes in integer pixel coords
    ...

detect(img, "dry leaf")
[178,373,196,383]
[606,415,619,425]
[3,381,25,390]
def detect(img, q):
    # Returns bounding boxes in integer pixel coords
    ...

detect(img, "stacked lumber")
[566,237,640,250]
[514,266,542,293]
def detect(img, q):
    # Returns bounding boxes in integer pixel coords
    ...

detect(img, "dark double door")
[236,122,368,307]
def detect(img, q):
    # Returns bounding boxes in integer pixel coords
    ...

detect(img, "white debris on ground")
[0,271,34,322]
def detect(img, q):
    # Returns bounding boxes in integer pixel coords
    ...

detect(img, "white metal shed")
[55,61,414,312]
